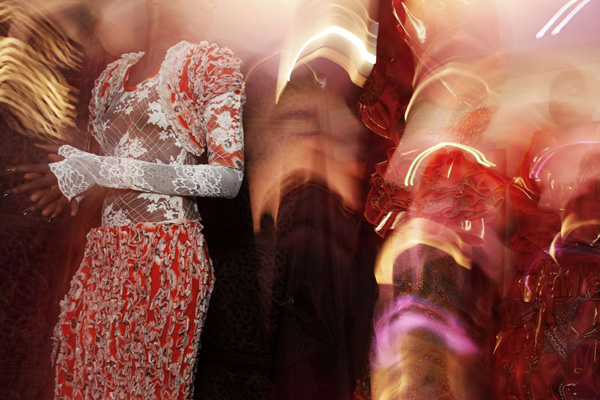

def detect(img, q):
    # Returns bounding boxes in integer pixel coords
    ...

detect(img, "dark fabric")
[271,182,377,400]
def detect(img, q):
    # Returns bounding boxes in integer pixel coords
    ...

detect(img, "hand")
[4,143,79,218]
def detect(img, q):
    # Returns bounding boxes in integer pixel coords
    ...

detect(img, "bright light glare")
[286,25,376,82]
[535,0,590,39]
[551,0,591,35]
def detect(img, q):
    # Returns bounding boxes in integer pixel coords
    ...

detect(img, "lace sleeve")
[204,90,244,169]
[49,145,243,202]
[188,42,245,169]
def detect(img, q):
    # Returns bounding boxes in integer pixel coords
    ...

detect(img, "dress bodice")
[49,41,245,227]
[98,52,200,226]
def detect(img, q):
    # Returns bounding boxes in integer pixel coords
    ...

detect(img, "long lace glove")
[49,145,243,202]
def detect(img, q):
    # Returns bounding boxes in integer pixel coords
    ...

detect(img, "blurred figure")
[504,69,600,271]
[495,69,600,399]
[357,0,509,398]
[0,3,104,400]
[242,56,378,400]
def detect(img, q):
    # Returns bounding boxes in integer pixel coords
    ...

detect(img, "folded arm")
[49,145,243,202]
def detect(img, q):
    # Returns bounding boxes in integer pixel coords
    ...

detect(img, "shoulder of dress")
[94,52,143,92]
[184,40,236,55]
[120,51,145,68]
[160,41,243,100]
[106,52,143,76]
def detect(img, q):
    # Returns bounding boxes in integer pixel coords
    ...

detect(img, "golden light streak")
[0,0,80,143]
[0,38,79,143]
[547,213,600,262]
[375,218,473,285]
[404,65,499,117]
[535,0,582,38]
[286,25,376,83]
[276,0,378,102]
[399,2,426,43]
[0,1,80,68]
[375,211,396,235]
[512,177,538,201]
[404,142,496,187]
[560,214,600,243]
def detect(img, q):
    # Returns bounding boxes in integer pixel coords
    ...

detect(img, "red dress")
[49,41,245,399]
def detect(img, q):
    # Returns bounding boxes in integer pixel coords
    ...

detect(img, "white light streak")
[551,0,591,35]
[286,25,376,82]
[536,0,590,39]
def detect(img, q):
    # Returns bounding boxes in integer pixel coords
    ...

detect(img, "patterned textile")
[53,222,214,399]
[495,132,600,399]
[50,40,244,399]
[365,147,507,243]
[50,40,244,226]
[495,245,600,400]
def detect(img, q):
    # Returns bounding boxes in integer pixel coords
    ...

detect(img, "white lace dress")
[49,40,245,400]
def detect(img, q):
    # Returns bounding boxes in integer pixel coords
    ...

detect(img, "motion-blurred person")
[495,68,600,399]
[242,56,378,400]
[357,0,510,398]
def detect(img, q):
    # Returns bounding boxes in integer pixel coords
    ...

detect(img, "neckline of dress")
[123,61,159,92]
[122,40,203,92]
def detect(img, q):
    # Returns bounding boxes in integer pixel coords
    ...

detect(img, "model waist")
[101,189,200,227]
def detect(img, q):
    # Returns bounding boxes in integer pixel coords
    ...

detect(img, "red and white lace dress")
[48,41,245,400]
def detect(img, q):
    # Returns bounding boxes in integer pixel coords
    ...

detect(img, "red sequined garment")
[495,131,600,399]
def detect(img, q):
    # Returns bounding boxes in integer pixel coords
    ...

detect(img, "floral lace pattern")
[53,144,242,198]
[50,40,244,400]
[50,40,245,227]
[49,157,94,202]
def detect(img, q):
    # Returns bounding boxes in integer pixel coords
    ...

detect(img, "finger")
[48,154,65,162]
[50,197,68,218]
[24,172,45,180]
[30,189,49,202]
[5,164,51,174]
[35,143,62,153]
[70,198,80,216]
[41,199,60,217]
[11,175,56,195]
[21,206,37,216]
[34,187,61,210]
